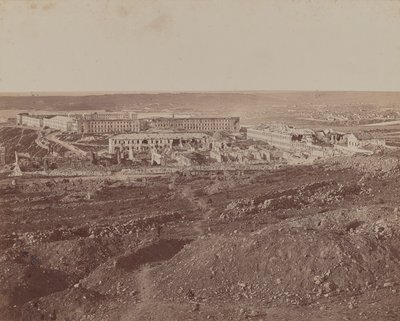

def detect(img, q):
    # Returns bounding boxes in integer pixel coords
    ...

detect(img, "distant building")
[17,112,140,134]
[17,113,44,128]
[81,112,137,120]
[345,132,386,149]
[72,112,140,134]
[247,124,314,151]
[43,115,77,132]
[16,112,240,135]
[77,118,140,134]
[147,117,240,133]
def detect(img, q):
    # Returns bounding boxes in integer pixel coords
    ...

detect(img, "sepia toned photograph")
[1,0,400,320]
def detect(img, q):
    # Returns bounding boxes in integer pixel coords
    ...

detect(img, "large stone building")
[17,112,140,134]
[16,112,240,135]
[147,117,240,133]
[109,132,210,159]
[43,115,77,132]
[17,113,44,128]
[17,113,76,132]
[72,112,140,134]
[81,112,137,120]
[77,118,140,134]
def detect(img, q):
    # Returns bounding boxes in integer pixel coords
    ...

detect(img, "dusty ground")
[0,127,48,163]
[0,127,69,163]
[1,156,400,321]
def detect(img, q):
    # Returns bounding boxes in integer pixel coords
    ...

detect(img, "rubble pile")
[323,155,400,176]
[203,178,238,195]
[222,181,361,220]
[14,177,108,194]
[288,205,400,239]
[154,214,400,306]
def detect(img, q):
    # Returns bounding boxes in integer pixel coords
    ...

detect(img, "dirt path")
[45,132,86,157]
[34,131,49,151]
[180,185,213,236]
[136,265,152,306]
[15,127,25,146]
[120,265,154,321]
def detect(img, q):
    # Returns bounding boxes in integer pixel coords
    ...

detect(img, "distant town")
[0,109,389,177]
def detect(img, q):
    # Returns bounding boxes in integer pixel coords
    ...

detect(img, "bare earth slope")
[1,158,400,321]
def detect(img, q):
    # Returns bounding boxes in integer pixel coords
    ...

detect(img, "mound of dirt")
[154,217,400,306]
[116,239,189,272]
[222,181,361,220]
[322,155,400,176]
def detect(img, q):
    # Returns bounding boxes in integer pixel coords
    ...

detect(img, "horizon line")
[1,90,400,97]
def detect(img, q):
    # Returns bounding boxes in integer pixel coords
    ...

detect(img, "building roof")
[45,115,72,122]
[150,116,239,121]
[251,124,314,136]
[110,132,210,140]
[352,132,376,140]
[20,114,44,119]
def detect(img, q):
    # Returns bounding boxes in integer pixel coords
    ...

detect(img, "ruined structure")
[0,145,5,166]
[247,124,315,151]
[247,124,337,160]
[109,132,211,160]
[315,129,346,145]
[210,140,271,164]
[344,132,386,149]
[10,151,22,176]
[248,124,386,158]
[151,150,167,166]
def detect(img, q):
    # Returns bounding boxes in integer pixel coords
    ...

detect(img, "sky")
[0,0,400,93]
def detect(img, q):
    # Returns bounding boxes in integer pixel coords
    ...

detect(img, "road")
[45,131,87,157]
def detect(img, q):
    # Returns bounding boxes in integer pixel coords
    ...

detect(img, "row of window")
[88,122,137,126]
[117,145,169,151]
[157,124,233,130]
[112,138,204,144]
[88,125,137,128]
[113,139,173,144]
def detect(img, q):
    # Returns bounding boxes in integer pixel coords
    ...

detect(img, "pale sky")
[0,0,400,93]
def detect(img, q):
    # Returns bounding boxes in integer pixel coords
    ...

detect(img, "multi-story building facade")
[109,132,210,157]
[17,112,139,134]
[43,115,77,132]
[147,117,240,133]
[16,113,240,135]
[77,119,140,134]
[81,112,137,120]
[17,113,44,128]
